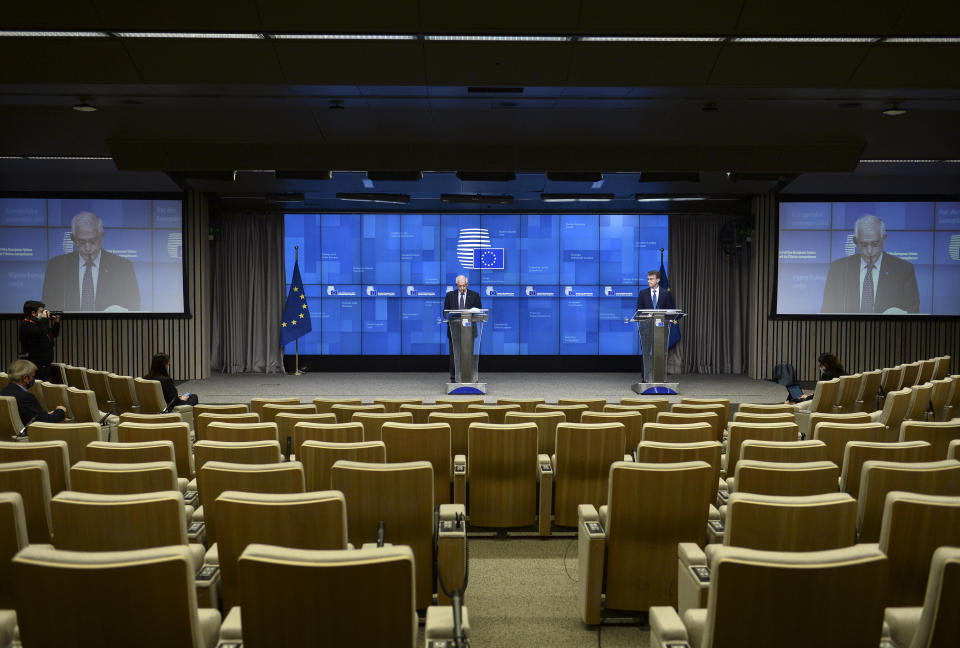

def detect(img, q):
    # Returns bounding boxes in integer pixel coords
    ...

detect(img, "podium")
[630,309,685,395]
[443,309,488,395]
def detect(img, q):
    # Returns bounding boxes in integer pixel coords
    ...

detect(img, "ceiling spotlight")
[72,100,97,112]
[882,102,907,116]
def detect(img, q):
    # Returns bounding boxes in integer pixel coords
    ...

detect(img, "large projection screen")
[283,212,670,355]
[776,200,960,316]
[0,197,186,315]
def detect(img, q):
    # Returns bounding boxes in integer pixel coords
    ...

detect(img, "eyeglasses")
[71,234,102,245]
[854,238,883,249]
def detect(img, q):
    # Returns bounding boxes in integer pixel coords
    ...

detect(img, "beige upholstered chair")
[435,396,484,412]
[84,370,115,413]
[604,403,659,427]
[118,421,193,479]
[880,365,905,398]
[642,421,714,444]
[70,460,180,495]
[293,421,363,457]
[945,376,960,421]
[678,492,857,613]
[833,373,863,413]
[0,440,70,495]
[877,492,960,607]
[299,440,386,491]
[884,546,960,648]
[736,403,795,414]
[0,492,27,611]
[582,411,644,452]
[635,440,723,507]
[310,397,361,414]
[813,421,887,470]
[466,402,520,423]
[84,440,183,487]
[400,403,454,423]
[551,422,626,528]
[929,378,953,422]
[330,403,384,423]
[900,361,923,389]
[331,460,466,610]
[807,411,873,432]
[904,383,934,422]
[196,412,260,441]
[205,421,278,444]
[950,439,960,461]
[496,397,545,412]
[621,396,669,412]
[429,411,488,456]
[739,439,827,464]
[380,422,454,505]
[28,379,47,410]
[917,358,937,384]
[557,397,606,412]
[251,397,302,417]
[724,421,799,476]
[372,398,422,412]
[119,411,184,426]
[658,411,721,440]
[351,411,412,442]
[193,403,248,417]
[731,411,795,425]
[500,411,559,455]
[535,402,588,422]
[63,365,89,390]
[578,460,714,623]
[275,413,337,452]
[29,421,107,466]
[856,369,883,413]
[13,544,221,648]
[840,441,933,499]
[727,460,840,499]
[39,381,71,418]
[681,398,730,428]
[260,403,317,423]
[66,387,117,437]
[650,545,888,648]
[933,355,952,380]
[193,440,281,475]
[856,459,960,542]
[900,419,960,460]
[214,490,349,610]
[196,461,305,547]
[673,402,728,430]
[0,396,25,438]
[0,459,52,542]
[792,377,840,437]
[134,378,194,430]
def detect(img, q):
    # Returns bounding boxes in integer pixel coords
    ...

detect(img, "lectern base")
[632,382,679,395]
[446,382,487,395]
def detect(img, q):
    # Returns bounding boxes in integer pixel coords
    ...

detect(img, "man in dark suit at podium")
[636,270,675,311]
[444,275,482,383]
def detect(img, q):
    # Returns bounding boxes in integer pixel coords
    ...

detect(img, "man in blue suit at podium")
[444,275,482,382]
[636,270,675,311]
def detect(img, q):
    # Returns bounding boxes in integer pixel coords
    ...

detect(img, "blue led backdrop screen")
[284,213,670,355]
[777,201,960,316]
[0,197,185,314]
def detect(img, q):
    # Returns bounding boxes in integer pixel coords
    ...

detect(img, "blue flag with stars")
[280,260,312,348]
[659,258,681,349]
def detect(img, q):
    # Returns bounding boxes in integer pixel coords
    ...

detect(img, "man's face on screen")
[647,274,660,289]
[456,278,468,292]
[854,225,885,266]
[71,220,103,263]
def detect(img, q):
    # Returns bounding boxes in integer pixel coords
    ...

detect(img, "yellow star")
[299,313,304,318]
[293,286,298,292]
[300,293,305,299]
[281,322,287,327]
[291,320,297,325]
[301,303,307,309]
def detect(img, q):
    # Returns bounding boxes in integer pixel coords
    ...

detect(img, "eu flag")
[280,260,312,347]
[659,259,681,349]
[474,247,504,269]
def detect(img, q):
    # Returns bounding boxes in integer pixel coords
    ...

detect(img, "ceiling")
[1,0,959,205]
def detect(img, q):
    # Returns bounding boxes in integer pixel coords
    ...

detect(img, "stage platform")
[181,371,788,406]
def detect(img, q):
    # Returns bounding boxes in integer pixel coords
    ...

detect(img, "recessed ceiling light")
[882,103,907,116]
[72,101,97,112]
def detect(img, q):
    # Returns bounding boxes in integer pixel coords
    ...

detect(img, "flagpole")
[293,245,303,376]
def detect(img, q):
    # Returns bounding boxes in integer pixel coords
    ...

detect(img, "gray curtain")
[669,214,752,374]
[210,211,285,373]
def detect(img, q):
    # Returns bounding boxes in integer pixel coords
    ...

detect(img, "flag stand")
[293,246,304,375]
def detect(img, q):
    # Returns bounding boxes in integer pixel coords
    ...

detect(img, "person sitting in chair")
[1,359,67,432]
[143,352,198,408]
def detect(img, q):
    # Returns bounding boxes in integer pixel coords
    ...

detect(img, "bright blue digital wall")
[284,213,670,355]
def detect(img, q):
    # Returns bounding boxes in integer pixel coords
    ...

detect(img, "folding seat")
[739,439,827,464]
[855,369,883,413]
[0,396,25,439]
[557,397,606,412]
[135,377,194,430]
[64,365,90,390]
[649,545,888,648]
[840,441,933,499]
[310,397,361,414]
[466,402,521,423]
[808,411,872,433]
[435,396,484,412]
[429,411,487,456]
[547,422,626,529]
[929,378,953,422]
[658,411,721,440]
[84,369,115,413]
[880,365,905,400]
[869,387,913,441]
[730,411,795,425]
[813,421,887,469]
[903,383,934,422]
[39,381,71,418]
[28,379,47,410]
[214,490,348,610]
[193,403,248,417]
[49,363,69,385]
[400,402,454,423]
[28,421,106,466]
[876,492,960,607]
[726,460,840,500]
[884,546,960,648]
[380,422,456,505]
[293,421,363,458]
[581,410,644,453]
[792,377,840,437]
[331,402,384,423]
[680,398,730,428]
[578,461,714,623]
[672,403,728,432]
[193,440,281,476]
[678,492,858,613]
[196,411,260,441]
[643,421,714,444]
[945,376,960,421]
[900,419,960,460]
[535,402,588,422]
[496,397,545,412]
[251,396,301,418]
[856,459,960,542]
[636,440,723,508]
[331,460,467,609]
[604,402,659,426]
[118,420,194,479]
[205,421,278,444]
[66,387,117,437]
[260,402,317,423]
[0,440,70,495]
[352,411,413,442]
[949,439,960,460]
[918,358,937,385]
[84,440,186,491]
[274,411,335,451]
[466,422,551,534]
[0,492,27,610]
[197,461,305,547]
[933,355,952,380]
[299,440,385,491]
[120,411,184,426]
[13,544,221,648]
[737,403,795,414]
[0,460,51,542]
[372,397,422,412]
[899,361,923,389]
[724,421,799,476]
[621,396,669,412]
[225,544,468,648]
[70,460,181,495]
[833,373,863,413]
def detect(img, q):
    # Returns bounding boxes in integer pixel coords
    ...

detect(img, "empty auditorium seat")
[429,411,488,456]
[739,439,828,464]
[330,403,385,423]
[466,402,521,423]
[840,441,932,499]
[0,460,52,542]
[0,440,70,495]
[535,402,588,423]
[372,398,423,412]
[29,421,106,466]
[900,419,960,459]
[118,421,193,478]
[496,397,545,412]
[380,422,454,504]
[299,440,385,491]
[70,460,181,495]
[726,460,840,499]
[642,421,714,444]
[400,403,454,423]
[550,422,626,528]
[813,421,887,470]
[884,546,960,648]
[196,412,260,441]
[293,421,363,457]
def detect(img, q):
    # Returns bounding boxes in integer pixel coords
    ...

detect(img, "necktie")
[81,261,95,310]
[652,290,658,308]
[459,292,465,310]
[861,264,875,313]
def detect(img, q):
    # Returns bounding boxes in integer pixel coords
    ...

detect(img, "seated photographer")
[144,352,199,408]
[1,359,67,430]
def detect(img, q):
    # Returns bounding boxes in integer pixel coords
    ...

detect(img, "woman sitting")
[144,352,199,408]
[789,352,847,406]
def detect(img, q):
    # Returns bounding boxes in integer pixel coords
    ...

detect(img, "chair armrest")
[708,504,720,522]
[219,606,242,642]
[453,454,466,506]
[537,454,554,536]
[624,454,632,462]
[578,504,605,625]
[678,543,710,617]
[678,542,706,568]
[187,519,205,545]
[425,605,471,641]
[650,606,690,648]
[191,505,204,522]
[437,504,467,604]
[884,607,922,648]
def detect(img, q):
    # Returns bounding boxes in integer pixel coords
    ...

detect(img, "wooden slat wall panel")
[0,191,210,380]
[749,192,959,381]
